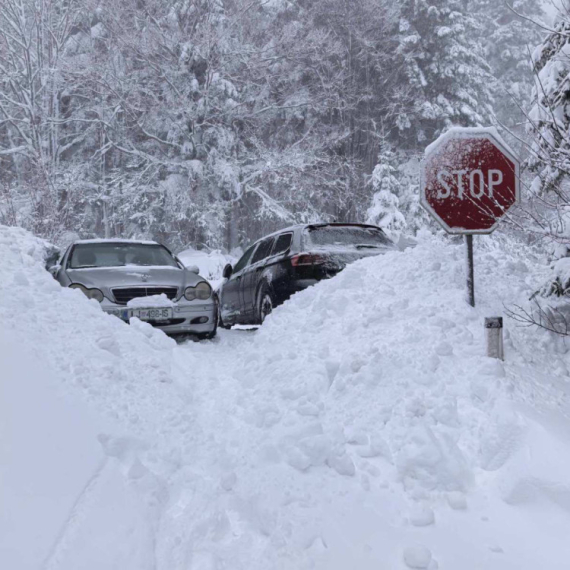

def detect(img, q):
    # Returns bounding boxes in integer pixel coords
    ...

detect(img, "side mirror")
[223,264,233,279]
[48,264,61,277]
[186,264,200,274]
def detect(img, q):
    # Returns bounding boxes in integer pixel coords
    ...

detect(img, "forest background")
[1,0,567,257]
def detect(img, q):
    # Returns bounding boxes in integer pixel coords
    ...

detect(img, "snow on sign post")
[420,128,520,307]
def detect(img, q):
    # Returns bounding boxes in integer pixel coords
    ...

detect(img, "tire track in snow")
[42,458,109,570]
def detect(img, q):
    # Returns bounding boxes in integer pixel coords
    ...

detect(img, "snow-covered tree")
[473,0,544,126]
[528,10,570,196]
[515,0,570,346]
[0,0,508,251]
[525,6,570,255]
[395,0,495,145]
[367,147,406,238]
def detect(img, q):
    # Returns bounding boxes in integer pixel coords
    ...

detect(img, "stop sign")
[420,129,520,234]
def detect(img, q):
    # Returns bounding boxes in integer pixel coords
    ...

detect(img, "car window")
[251,238,274,264]
[69,243,178,269]
[304,226,391,248]
[233,244,257,274]
[271,233,292,256]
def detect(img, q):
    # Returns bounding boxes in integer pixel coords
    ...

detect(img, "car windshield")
[69,243,178,269]
[305,226,391,248]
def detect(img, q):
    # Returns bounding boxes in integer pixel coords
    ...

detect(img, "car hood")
[65,266,204,290]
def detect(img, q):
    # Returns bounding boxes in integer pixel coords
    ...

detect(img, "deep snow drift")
[2,225,570,570]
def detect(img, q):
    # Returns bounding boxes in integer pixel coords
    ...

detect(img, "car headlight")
[69,283,104,303]
[184,281,212,301]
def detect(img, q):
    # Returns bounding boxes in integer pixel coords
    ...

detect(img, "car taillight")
[290,253,326,267]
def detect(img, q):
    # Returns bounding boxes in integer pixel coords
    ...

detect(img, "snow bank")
[174,234,570,569]
[0,330,156,570]
[3,224,570,569]
[0,225,193,569]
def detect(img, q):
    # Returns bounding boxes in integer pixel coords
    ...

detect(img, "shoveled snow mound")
[2,224,570,569]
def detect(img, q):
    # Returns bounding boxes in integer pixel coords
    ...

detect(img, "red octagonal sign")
[420,128,520,234]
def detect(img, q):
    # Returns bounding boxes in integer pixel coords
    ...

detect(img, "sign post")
[420,128,520,306]
[465,234,475,308]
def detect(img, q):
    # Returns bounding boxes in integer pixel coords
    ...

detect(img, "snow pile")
[0,226,185,427]
[250,239,503,495]
[0,226,188,570]
[175,235,570,569]
[2,224,570,569]
[127,293,175,308]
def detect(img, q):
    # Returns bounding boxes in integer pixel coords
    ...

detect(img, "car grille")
[112,287,178,305]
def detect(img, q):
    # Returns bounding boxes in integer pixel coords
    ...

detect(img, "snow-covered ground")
[2,224,570,570]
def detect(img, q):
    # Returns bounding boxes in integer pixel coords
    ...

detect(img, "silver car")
[50,239,217,338]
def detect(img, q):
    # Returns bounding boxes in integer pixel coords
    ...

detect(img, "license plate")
[129,307,173,321]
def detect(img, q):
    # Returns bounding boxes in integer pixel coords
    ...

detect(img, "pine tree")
[367,147,406,239]
[526,8,570,255]
[396,0,495,145]
[527,11,570,198]
[474,0,544,126]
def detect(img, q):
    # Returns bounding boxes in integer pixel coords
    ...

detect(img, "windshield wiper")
[355,244,382,249]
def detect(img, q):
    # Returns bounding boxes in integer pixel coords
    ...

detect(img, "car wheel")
[256,286,274,325]
[198,329,217,340]
[218,298,232,330]
[219,318,232,330]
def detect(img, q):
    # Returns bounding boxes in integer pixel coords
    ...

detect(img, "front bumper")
[102,299,217,335]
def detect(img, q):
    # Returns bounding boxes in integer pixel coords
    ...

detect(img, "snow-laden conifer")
[396,0,494,144]
[367,147,406,239]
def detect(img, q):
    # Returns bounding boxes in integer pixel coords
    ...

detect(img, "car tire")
[218,296,232,330]
[256,285,274,325]
[218,317,232,330]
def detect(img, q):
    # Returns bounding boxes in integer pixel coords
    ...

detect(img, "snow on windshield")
[69,243,178,269]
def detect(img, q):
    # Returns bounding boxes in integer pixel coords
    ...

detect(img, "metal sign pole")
[466,234,475,307]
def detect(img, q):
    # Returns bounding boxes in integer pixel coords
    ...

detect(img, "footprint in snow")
[403,545,437,569]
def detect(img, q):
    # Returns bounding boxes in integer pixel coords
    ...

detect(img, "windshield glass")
[305,226,392,248]
[69,243,178,269]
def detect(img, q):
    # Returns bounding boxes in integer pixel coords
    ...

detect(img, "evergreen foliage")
[0,0,539,251]
[395,0,494,145]
[367,147,406,238]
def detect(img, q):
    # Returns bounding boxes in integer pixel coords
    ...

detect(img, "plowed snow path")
[2,226,570,570]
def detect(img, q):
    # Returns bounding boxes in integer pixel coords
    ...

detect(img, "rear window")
[251,238,274,264]
[304,226,391,248]
[271,233,292,256]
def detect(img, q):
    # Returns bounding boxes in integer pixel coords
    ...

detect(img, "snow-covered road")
[2,225,570,570]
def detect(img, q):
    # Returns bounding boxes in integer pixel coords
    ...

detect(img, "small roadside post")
[485,317,504,361]
[420,128,520,307]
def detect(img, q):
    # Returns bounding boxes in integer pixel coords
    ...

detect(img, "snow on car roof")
[255,222,384,243]
[73,238,159,245]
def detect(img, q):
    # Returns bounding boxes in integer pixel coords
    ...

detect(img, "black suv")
[219,223,396,326]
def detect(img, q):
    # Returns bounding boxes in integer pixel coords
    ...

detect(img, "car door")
[240,237,274,320]
[220,244,257,323]
[263,232,293,304]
